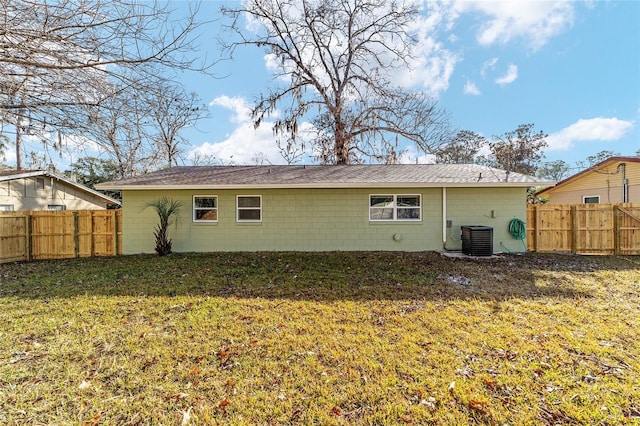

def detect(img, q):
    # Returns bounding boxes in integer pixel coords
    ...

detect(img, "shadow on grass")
[3,251,636,302]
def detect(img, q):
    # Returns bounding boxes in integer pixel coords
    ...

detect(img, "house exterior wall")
[543,160,640,204]
[121,186,527,254]
[445,187,529,253]
[0,176,110,211]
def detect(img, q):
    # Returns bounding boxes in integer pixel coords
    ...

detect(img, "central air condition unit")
[461,226,493,256]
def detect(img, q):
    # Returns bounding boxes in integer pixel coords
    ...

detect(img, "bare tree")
[0,0,210,169]
[479,124,548,177]
[0,123,7,159]
[436,130,486,164]
[276,137,305,164]
[221,0,451,165]
[576,150,621,169]
[147,86,209,168]
[83,92,158,178]
[536,160,572,181]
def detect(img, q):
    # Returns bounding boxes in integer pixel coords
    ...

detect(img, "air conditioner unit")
[461,226,493,256]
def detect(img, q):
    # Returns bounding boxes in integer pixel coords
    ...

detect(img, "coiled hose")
[509,218,527,251]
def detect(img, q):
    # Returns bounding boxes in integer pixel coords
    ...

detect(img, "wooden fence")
[527,203,640,255]
[0,210,121,263]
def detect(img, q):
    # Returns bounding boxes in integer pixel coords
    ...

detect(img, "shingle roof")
[97,164,552,190]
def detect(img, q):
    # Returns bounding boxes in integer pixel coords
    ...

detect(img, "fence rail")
[2,206,637,262]
[0,210,121,263]
[526,203,640,255]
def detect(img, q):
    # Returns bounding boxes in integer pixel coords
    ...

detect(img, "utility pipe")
[621,163,628,203]
[442,187,447,244]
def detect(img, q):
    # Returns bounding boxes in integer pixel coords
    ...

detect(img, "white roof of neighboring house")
[96,164,553,190]
[0,169,121,206]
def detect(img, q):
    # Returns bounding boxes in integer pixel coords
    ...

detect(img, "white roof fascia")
[97,181,551,191]
[2,171,121,206]
[0,170,46,182]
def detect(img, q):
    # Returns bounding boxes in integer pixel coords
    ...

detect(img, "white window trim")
[0,204,14,211]
[236,195,262,222]
[582,195,600,204]
[47,204,65,211]
[369,194,421,222]
[193,195,218,223]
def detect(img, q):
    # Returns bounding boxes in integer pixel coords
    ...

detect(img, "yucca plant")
[146,197,182,256]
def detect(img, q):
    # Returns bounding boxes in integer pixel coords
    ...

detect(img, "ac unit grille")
[461,226,493,256]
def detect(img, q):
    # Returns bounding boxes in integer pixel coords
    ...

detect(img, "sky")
[6,0,640,173]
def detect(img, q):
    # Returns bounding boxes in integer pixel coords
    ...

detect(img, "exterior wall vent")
[461,226,493,256]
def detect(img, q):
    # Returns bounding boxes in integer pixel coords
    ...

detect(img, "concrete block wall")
[122,187,527,254]
[445,187,529,253]
[123,188,437,253]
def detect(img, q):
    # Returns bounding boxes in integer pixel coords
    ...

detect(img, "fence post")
[570,205,578,254]
[534,205,540,252]
[113,210,119,256]
[73,212,79,258]
[613,205,620,256]
[25,213,32,262]
[90,211,95,257]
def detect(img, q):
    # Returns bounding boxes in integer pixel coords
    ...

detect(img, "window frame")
[583,195,600,204]
[47,204,65,211]
[193,195,218,223]
[369,194,421,222]
[35,177,45,190]
[0,204,14,211]
[236,195,262,222]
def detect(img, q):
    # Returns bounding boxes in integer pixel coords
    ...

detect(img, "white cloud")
[209,95,254,124]
[495,64,518,85]
[193,96,313,165]
[454,0,575,50]
[480,57,499,79]
[546,117,635,151]
[397,145,436,164]
[398,46,459,96]
[463,80,481,95]
[189,123,284,165]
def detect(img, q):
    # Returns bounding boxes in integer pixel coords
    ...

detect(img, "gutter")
[95,181,552,191]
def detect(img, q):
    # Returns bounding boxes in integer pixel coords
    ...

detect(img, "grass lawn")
[0,252,639,425]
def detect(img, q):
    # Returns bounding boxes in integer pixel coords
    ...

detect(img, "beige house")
[0,170,120,211]
[97,164,551,254]
[537,157,640,204]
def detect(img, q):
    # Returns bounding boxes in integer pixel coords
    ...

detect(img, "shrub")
[146,197,182,256]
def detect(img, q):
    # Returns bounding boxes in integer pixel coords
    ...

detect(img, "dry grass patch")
[0,252,638,425]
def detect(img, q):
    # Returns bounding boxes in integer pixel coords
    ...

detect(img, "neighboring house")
[0,170,121,211]
[537,157,640,204]
[96,164,552,254]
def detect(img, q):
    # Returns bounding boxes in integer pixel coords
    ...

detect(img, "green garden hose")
[509,218,527,251]
[509,218,527,240]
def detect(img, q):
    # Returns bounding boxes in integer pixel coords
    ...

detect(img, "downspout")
[442,187,447,247]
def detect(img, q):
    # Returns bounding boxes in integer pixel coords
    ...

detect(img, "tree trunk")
[334,119,349,165]
[15,110,23,171]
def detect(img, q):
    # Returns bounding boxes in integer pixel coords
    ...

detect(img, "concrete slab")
[439,251,503,259]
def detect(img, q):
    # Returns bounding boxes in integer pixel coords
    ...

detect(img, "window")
[193,196,218,222]
[237,195,261,222]
[0,204,14,211]
[47,205,65,211]
[370,194,421,221]
[35,177,45,190]
[583,195,600,204]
